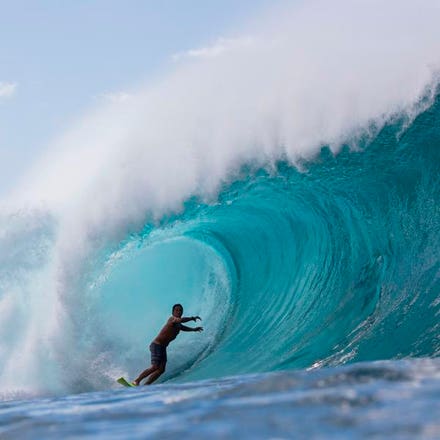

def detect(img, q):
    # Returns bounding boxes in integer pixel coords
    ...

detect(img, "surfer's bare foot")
[132,380,139,386]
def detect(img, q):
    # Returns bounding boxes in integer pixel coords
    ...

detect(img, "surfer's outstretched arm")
[180,324,204,332]
[171,316,202,324]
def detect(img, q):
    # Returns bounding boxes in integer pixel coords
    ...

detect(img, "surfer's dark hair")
[172,303,183,312]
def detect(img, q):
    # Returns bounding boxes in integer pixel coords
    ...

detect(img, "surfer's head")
[172,303,183,317]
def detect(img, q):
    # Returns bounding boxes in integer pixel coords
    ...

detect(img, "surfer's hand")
[193,316,202,322]
[194,327,203,332]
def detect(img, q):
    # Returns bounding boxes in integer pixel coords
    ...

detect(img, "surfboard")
[116,377,137,388]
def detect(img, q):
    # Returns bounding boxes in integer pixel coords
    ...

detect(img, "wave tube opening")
[62,233,232,391]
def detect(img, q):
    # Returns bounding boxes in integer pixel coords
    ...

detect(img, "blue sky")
[0,0,274,195]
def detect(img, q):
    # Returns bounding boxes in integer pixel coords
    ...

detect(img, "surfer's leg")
[134,343,165,385]
[133,364,159,385]
[145,362,166,385]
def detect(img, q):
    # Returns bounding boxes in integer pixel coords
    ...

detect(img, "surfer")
[132,304,203,385]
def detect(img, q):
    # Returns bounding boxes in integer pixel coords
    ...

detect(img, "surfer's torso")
[152,317,182,346]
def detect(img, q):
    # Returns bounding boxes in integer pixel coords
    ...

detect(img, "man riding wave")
[133,304,203,385]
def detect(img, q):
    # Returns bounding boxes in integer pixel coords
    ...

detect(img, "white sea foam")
[8,1,439,237]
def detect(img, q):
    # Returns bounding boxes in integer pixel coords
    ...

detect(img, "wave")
[1,0,440,398]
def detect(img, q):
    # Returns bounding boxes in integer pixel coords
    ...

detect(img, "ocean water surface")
[1,359,439,439]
